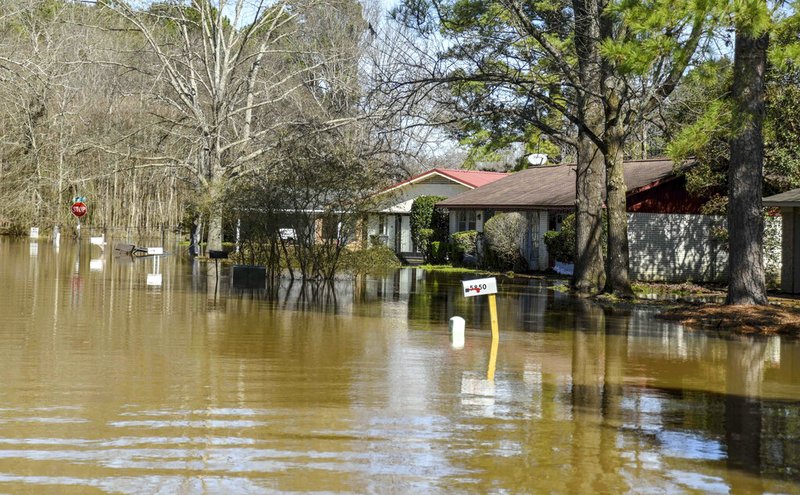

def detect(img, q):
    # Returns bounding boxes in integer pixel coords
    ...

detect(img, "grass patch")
[632,281,719,297]
[415,264,532,278]
[548,283,571,293]
[415,264,485,274]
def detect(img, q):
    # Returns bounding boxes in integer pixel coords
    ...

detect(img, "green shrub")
[483,212,526,270]
[369,234,387,247]
[410,196,448,261]
[544,214,576,263]
[341,244,401,276]
[417,228,434,254]
[429,241,449,264]
[450,230,478,266]
[543,212,608,265]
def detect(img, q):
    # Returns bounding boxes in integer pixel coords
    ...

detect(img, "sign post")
[462,276,500,382]
[462,277,499,339]
[71,196,87,239]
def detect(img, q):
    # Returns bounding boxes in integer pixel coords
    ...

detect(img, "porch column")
[538,211,549,270]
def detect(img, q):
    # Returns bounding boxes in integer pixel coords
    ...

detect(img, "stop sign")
[71,201,87,218]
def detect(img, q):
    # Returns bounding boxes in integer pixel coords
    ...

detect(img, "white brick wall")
[628,213,728,282]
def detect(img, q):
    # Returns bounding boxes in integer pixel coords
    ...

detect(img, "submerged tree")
[225,123,390,280]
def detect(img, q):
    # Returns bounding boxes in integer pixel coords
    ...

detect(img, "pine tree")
[727,0,770,305]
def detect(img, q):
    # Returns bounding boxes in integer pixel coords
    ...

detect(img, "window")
[457,210,477,232]
[378,215,387,234]
[549,212,568,232]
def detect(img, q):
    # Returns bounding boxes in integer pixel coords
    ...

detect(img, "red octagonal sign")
[71,201,87,218]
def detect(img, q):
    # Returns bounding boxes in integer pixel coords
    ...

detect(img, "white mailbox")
[461,277,498,298]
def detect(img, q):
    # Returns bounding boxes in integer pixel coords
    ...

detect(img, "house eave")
[439,203,574,210]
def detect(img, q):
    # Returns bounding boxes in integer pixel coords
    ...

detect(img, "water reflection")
[1,237,800,493]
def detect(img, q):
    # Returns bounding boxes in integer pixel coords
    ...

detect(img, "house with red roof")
[367,168,508,261]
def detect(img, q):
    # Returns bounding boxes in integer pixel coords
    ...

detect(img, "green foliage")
[699,195,728,216]
[684,161,727,198]
[667,100,732,168]
[410,196,448,260]
[145,1,233,35]
[665,86,731,210]
[450,230,478,266]
[543,213,609,264]
[666,33,800,204]
[770,8,800,68]
[340,244,401,276]
[393,0,574,164]
[418,228,434,247]
[391,0,717,173]
[544,214,576,263]
[764,76,800,194]
[483,212,526,270]
[429,241,448,264]
[731,0,772,35]
[602,0,724,76]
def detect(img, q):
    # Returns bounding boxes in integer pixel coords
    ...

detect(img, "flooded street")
[1,237,799,494]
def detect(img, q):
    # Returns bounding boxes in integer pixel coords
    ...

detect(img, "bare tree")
[100,0,339,251]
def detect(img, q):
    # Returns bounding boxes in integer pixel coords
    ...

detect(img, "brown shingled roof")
[438,158,686,209]
[764,188,800,207]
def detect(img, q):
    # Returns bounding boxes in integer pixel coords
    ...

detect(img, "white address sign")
[462,277,498,298]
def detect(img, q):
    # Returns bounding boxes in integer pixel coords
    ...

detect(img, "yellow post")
[488,293,499,340]
[487,333,499,382]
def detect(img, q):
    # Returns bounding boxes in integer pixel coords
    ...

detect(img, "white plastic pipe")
[449,316,465,349]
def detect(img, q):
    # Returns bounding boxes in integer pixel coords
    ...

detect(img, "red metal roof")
[378,168,509,195]
[434,168,509,188]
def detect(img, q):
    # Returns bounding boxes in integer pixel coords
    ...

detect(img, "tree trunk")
[727,25,768,306]
[574,131,606,294]
[207,211,224,253]
[190,215,203,257]
[571,0,606,294]
[599,4,633,298]
[205,161,225,253]
[603,116,633,297]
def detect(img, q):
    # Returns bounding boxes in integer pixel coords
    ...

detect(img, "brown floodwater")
[1,236,799,494]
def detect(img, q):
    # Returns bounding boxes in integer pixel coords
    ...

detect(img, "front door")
[400,215,413,253]
[524,211,540,269]
[395,215,402,253]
